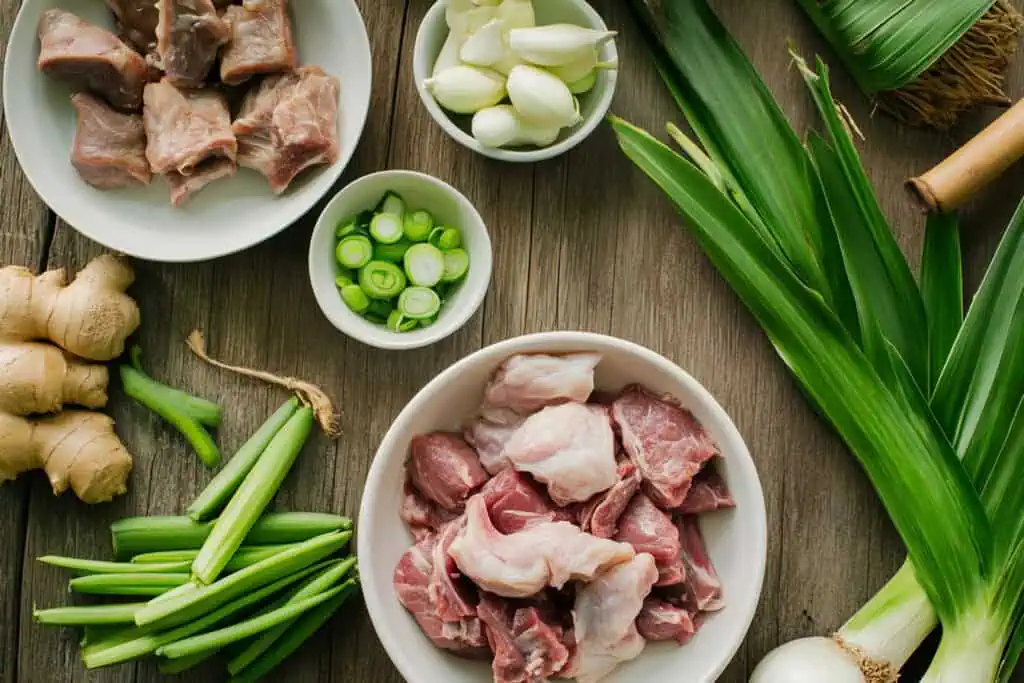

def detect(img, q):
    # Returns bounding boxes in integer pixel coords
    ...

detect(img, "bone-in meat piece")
[165,158,236,206]
[105,0,158,53]
[220,0,297,85]
[232,66,340,194]
[155,0,229,87]
[69,93,151,190]
[37,9,149,111]
[143,79,237,175]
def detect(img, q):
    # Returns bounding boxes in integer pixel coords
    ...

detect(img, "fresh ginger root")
[0,342,108,414]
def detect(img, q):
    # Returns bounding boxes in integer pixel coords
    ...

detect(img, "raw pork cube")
[635,598,696,645]
[564,554,658,683]
[678,461,736,514]
[502,403,618,506]
[37,9,149,111]
[478,594,572,683]
[480,468,571,535]
[429,517,479,622]
[155,0,229,87]
[400,481,458,541]
[220,0,297,85]
[575,459,642,538]
[465,416,521,474]
[611,384,719,508]
[614,493,685,587]
[678,515,723,611]
[165,158,236,206]
[408,432,488,512]
[105,0,159,52]
[481,352,601,422]
[143,79,237,175]
[70,92,150,189]
[232,66,341,194]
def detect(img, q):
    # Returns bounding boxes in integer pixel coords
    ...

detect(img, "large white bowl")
[358,332,768,683]
[3,0,372,262]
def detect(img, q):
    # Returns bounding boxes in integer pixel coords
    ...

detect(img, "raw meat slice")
[478,594,572,683]
[105,0,158,52]
[678,516,723,611]
[70,92,150,189]
[448,495,634,598]
[502,403,618,506]
[408,432,489,512]
[480,468,570,535]
[576,460,642,538]
[155,0,229,87]
[566,553,658,683]
[37,9,149,111]
[393,535,491,658]
[165,157,235,206]
[220,0,297,85]
[611,384,719,508]
[232,66,341,194]
[614,493,684,586]
[143,79,237,175]
[678,462,736,514]
[635,598,696,645]
[400,481,458,540]
[481,352,601,421]
[465,416,521,474]
[656,557,686,587]
[429,518,478,622]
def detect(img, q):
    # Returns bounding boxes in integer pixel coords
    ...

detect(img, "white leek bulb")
[507,24,617,66]
[433,31,464,76]
[446,3,496,36]
[567,70,597,95]
[546,48,598,84]
[460,18,506,67]
[491,48,524,76]
[472,0,501,5]
[750,637,868,683]
[424,65,507,114]
[496,0,534,30]
[471,105,560,148]
[506,65,580,128]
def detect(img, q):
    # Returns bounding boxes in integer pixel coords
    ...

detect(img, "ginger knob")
[0,342,108,414]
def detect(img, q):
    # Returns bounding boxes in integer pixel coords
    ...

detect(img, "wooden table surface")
[2,0,1023,681]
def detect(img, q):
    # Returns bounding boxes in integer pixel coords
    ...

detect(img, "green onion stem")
[70,573,191,597]
[39,556,190,575]
[129,347,222,427]
[158,650,217,674]
[131,544,298,570]
[34,603,145,626]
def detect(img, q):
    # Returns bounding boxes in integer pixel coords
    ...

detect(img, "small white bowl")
[358,332,768,683]
[308,170,493,350]
[413,0,618,163]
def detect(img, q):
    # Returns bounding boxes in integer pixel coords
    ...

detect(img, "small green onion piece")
[428,226,461,250]
[38,555,190,575]
[128,347,222,428]
[364,313,387,325]
[34,603,144,626]
[81,624,126,646]
[70,573,191,597]
[419,314,438,328]
[334,271,355,289]
[341,285,370,314]
[335,220,357,238]
[158,650,217,674]
[359,261,407,298]
[374,238,412,263]
[376,190,406,218]
[354,209,374,232]
[386,310,418,332]
[403,243,445,287]
[398,287,442,320]
[403,209,434,242]
[335,235,373,270]
[370,213,405,244]
[366,298,394,320]
[441,248,470,283]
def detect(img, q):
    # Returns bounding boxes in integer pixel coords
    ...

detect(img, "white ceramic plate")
[359,332,768,683]
[3,0,372,262]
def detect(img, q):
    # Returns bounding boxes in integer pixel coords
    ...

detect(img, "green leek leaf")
[920,213,963,390]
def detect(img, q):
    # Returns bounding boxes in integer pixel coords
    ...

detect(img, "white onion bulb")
[750,637,866,683]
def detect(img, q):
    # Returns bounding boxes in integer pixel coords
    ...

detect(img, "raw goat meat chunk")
[576,459,642,538]
[37,9,149,111]
[70,93,150,189]
[220,0,297,85]
[400,481,458,540]
[408,432,488,512]
[478,594,571,683]
[614,493,685,587]
[635,598,696,645]
[481,352,601,422]
[393,534,490,658]
[612,384,719,508]
[678,516,723,611]
[105,0,159,53]
[165,158,236,206]
[502,403,618,506]
[143,79,237,175]
[430,518,478,622]
[564,553,658,683]
[480,468,571,534]
[232,66,341,194]
[155,0,229,87]
[679,461,735,514]
[448,495,634,598]
[465,416,521,474]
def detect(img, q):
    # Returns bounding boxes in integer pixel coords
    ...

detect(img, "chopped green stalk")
[419,314,438,328]
[370,213,404,244]
[34,603,144,626]
[335,234,373,269]
[359,261,407,298]
[132,549,200,564]
[111,513,350,560]
[374,238,412,263]
[441,249,470,283]
[70,573,191,597]
[230,580,360,683]
[341,285,370,313]
[386,310,418,332]
[81,624,126,646]
[192,409,315,585]
[398,287,441,320]
[403,209,434,242]
[187,399,300,521]
[132,544,299,571]
[158,650,216,674]
[134,531,351,629]
[39,555,190,575]
[366,298,394,319]
[334,271,355,289]
[403,243,445,287]
[364,313,387,325]
[335,220,357,238]
[376,191,406,218]
[227,558,357,674]
[128,347,222,428]
[428,226,461,250]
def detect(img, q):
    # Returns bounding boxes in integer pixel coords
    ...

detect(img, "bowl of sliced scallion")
[308,170,492,350]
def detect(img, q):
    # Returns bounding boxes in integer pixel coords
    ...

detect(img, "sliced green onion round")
[336,235,373,269]
[366,298,394,320]
[359,261,407,299]
[403,210,434,242]
[386,310,418,332]
[334,270,355,289]
[428,226,461,250]
[404,243,445,287]
[376,191,406,218]
[398,287,441,320]
[419,314,437,328]
[335,221,357,238]
[370,214,404,245]
[441,249,470,282]
[374,239,412,263]
[340,285,369,314]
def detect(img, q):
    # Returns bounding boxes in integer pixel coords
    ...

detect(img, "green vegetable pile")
[33,397,358,681]
[334,191,470,332]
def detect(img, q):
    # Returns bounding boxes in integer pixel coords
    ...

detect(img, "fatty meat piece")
[408,432,489,512]
[614,493,685,587]
[430,517,478,622]
[448,495,634,598]
[478,594,571,683]
[575,459,642,538]
[635,598,696,645]
[481,352,601,422]
[678,515,723,611]
[480,468,571,535]
[565,553,658,683]
[465,416,521,474]
[220,0,297,85]
[37,9,148,111]
[232,66,341,194]
[143,79,237,175]
[105,0,159,52]
[164,158,236,206]
[678,461,736,514]
[155,0,229,87]
[611,384,719,508]
[400,481,458,540]
[70,92,150,189]
[502,403,618,506]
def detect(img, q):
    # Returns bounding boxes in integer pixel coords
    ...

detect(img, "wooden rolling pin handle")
[906,100,1024,214]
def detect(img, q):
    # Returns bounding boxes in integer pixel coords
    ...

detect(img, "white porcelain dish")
[358,331,768,683]
[308,170,493,351]
[413,0,618,163]
[3,0,372,262]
